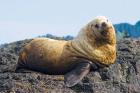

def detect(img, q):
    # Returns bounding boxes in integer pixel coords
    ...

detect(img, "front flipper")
[64,62,90,87]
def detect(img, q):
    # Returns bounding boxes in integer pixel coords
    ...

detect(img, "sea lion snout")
[101,26,113,37]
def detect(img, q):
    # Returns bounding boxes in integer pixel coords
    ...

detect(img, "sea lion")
[15,16,116,87]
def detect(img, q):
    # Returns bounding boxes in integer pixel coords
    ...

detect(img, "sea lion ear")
[64,62,90,87]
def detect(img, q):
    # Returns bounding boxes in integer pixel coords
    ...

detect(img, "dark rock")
[0,38,140,93]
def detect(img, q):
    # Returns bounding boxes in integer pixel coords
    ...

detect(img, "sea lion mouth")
[101,30,108,36]
[101,27,112,36]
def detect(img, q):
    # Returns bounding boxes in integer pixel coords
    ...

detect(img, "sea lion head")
[87,16,116,44]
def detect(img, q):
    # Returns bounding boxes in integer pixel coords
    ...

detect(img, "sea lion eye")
[95,24,99,28]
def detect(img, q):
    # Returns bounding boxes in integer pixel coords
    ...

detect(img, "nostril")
[102,22,107,27]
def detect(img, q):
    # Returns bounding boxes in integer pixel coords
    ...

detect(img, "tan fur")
[16,16,116,74]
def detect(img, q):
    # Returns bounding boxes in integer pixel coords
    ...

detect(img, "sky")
[0,0,140,44]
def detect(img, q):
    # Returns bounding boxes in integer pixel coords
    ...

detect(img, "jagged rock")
[0,38,140,93]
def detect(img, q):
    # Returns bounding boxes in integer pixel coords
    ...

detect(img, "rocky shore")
[0,38,140,93]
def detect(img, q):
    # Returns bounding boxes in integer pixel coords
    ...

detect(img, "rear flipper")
[64,62,91,87]
[15,59,36,73]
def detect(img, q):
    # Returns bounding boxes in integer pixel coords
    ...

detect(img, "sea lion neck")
[70,29,96,58]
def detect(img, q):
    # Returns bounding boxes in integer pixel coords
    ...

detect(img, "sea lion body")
[17,38,73,74]
[16,16,116,87]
